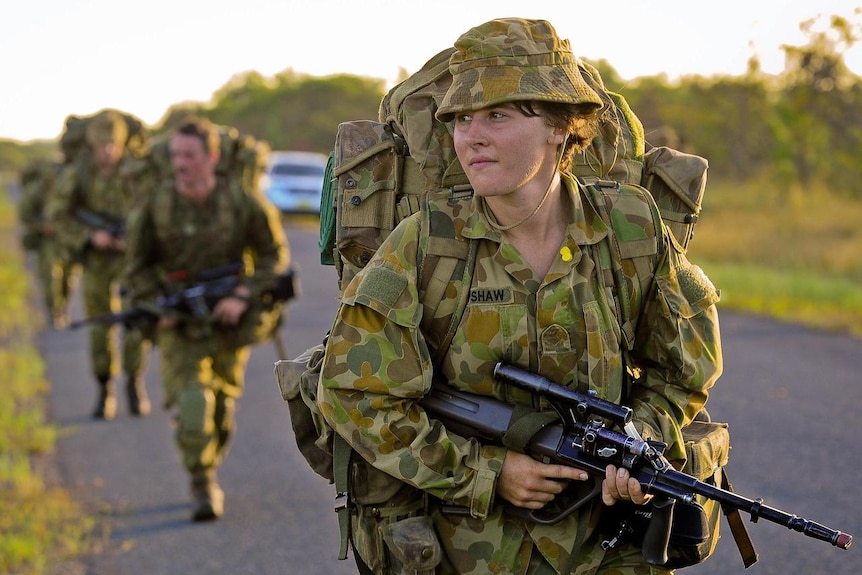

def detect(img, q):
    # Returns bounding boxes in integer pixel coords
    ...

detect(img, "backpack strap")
[417,186,477,366]
[331,186,477,560]
[581,177,661,351]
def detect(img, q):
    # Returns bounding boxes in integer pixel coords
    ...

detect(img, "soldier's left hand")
[602,464,653,506]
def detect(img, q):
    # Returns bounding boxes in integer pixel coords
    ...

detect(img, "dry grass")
[687,176,862,337]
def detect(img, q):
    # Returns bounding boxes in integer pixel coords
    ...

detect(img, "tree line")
[3,13,860,196]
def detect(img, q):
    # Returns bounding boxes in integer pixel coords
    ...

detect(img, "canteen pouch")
[380,516,444,575]
[349,462,439,575]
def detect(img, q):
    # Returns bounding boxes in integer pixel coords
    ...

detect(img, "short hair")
[513,101,599,173]
[173,117,220,155]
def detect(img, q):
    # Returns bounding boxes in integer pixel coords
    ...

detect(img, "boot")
[190,468,224,522]
[126,376,151,416]
[92,377,117,420]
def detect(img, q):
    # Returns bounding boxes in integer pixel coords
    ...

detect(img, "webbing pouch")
[641,146,708,251]
[332,120,404,289]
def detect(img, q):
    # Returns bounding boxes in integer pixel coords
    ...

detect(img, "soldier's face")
[169,134,216,189]
[453,102,560,199]
[92,141,123,171]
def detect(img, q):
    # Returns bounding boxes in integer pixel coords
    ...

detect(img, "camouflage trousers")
[33,238,75,322]
[438,538,672,575]
[81,251,148,381]
[156,327,251,474]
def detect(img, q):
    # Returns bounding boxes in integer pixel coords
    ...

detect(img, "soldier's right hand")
[497,450,589,510]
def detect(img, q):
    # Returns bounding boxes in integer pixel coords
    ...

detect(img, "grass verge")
[0,189,92,575]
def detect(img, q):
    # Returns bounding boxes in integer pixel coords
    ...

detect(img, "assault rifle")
[74,207,125,238]
[420,363,852,566]
[69,262,299,330]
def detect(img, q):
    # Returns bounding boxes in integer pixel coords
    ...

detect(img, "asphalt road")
[39,217,858,575]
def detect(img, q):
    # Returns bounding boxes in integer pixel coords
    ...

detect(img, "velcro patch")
[357,265,409,309]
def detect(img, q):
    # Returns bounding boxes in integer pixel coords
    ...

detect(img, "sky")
[3,0,861,142]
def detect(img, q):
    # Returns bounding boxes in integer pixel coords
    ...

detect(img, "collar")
[460,173,609,248]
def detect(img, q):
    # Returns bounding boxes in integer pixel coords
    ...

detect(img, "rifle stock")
[420,363,853,556]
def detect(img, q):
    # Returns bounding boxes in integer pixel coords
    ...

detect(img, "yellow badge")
[560,246,573,262]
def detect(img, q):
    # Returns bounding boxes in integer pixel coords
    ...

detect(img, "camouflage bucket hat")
[436,18,603,122]
[85,109,129,146]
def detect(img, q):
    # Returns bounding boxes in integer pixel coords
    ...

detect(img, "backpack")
[59,109,150,165]
[275,49,745,569]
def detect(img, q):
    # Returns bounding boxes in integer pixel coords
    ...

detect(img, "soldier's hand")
[212,287,251,326]
[498,450,589,509]
[89,230,125,251]
[602,464,653,506]
[89,229,115,250]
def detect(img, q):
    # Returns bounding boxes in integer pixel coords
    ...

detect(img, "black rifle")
[420,362,852,565]
[74,207,125,238]
[69,263,299,329]
[157,262,246,318]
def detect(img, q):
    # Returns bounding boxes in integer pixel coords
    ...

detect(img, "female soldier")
[318,17,721,575]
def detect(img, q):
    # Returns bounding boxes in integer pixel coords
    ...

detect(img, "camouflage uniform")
[18,159,76,328]
[318,18,722,575]
[46,110,151,418]
[123,167,289,519]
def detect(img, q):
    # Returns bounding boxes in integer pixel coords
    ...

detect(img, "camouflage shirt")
[123,176,289,320]
[319,175,722,573]
[45,159,140,259]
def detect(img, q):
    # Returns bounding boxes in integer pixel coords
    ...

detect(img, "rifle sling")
[501,407,560,453]
[720,470,759,567]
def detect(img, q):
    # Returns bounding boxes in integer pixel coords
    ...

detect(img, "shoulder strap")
[417,187,477,367]
[581,177,662,351]
[415,180,662,363]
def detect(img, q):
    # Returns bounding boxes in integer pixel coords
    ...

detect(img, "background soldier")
[18,158,77,329]
[46,109,152,420]
[124,117,289,521]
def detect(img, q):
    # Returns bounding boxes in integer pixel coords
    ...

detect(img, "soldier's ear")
[547,129,566,145]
